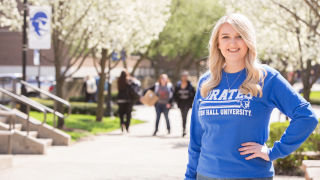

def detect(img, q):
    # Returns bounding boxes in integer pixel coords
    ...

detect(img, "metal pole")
[37,50,41,89]
[21,0,28,113]
[106,58,112,116]
[7,131,12,154]
[26,105,30,136]
[53,101,56,128]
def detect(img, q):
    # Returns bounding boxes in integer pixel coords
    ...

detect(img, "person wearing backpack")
[174,71,195,137]
[83,75,97,102]
[147,74,174,136]
[117,70,141,133]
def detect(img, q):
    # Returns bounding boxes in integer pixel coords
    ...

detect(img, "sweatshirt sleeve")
[267,72,319,161]
[185,79,205,180]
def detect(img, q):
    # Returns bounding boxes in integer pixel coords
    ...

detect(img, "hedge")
[69,93,119,102]
[310,99,320,105]
[267,121,320,175]
[31,98,119,116]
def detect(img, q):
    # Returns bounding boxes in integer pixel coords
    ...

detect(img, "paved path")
[0,105,311,180]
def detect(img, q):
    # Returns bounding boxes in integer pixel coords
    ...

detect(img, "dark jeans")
[179,105,190,132]
[196,173,273,180]
[118,102,133,131]
[154,103,171,132]
[85,93,95,102]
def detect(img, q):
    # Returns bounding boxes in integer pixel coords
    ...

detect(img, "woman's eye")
[222,36,229,39]
[237,36,242,39]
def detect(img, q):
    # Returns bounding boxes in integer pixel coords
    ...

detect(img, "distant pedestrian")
[174,71,195,137]
[117,70,141,133]
[83,75,97,102]
[147,74,174,136]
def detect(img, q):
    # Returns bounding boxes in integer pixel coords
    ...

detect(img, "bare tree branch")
[111,59,121,69]
[272,0,320,36]
[304,0,320,19]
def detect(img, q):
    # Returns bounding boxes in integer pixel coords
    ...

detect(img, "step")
[302,160,320,180]
[12,131,46,154]
[0,116,7,123]
[37,138,53,146]
[0,131,12,153]
[11,109,71,146]
[14,124,22,131]
[20,131,38,138]
[0,122,23,131]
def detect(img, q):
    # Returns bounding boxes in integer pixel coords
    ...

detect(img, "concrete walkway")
[0,105,310,180]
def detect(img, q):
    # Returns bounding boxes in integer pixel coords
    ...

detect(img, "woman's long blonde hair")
[200,13,266,98]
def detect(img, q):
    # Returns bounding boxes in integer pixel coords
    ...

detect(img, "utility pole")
[21,0,28,112]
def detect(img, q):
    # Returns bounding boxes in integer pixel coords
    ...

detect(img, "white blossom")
[224,0,320,72]
[1,0,171,58]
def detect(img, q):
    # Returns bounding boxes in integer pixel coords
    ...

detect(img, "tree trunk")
[302,59,312,102]
[56,77,65,128]
[130,56,144,76]
[53,36,66,129]
[54,60,66,128]
[96,49,108,122]
[122,58,127,69]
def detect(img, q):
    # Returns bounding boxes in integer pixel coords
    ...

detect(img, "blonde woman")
[185,14,318,180]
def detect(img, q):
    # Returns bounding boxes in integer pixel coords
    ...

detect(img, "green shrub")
[31,98,119,116]
[310,99,320,105]
[268,121,320,175]
[69,96,86,102]
[69,93,118,102]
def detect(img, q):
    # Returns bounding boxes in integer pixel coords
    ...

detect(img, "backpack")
[128,83,141,104]
[86,78,97,94]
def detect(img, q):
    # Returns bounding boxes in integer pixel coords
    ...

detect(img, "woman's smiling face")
[218,23,248,64]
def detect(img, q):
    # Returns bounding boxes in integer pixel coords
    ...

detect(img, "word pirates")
[198,89,253,117]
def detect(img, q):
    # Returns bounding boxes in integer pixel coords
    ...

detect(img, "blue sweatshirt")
[185,65,318,179]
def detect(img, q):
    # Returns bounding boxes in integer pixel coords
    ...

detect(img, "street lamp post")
[21,0,28,112]
[22,0,27,83]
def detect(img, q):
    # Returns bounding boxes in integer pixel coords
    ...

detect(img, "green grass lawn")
[29,111,144,141]
[309,91,320,100]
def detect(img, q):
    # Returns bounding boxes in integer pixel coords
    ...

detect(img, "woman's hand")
[238,142,270,161]
[166,103,171,108]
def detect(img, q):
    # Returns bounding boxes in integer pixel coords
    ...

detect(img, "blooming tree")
[1,0,171,122]
[224,0,320,100]
[0,0,22,31]
[142,0,225,82]
[84,0,171,121]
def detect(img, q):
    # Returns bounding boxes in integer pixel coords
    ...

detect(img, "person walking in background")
[185,13,318,180]
[174,71,195,137]
[148,74,174,136]
[83,75,97,102]
[117,70,141,133]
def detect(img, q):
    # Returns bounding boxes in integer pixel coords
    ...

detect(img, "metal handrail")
[20,80,72,127]
[0,104,12,111]
[0,87,47,135]
[20,95,64,120]
[0,110,16,154]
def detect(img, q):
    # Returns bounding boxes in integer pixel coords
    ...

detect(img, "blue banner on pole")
[111,50,126,61]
